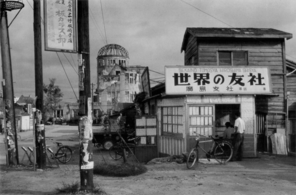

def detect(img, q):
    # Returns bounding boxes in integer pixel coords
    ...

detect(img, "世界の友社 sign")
[44,0,77,53]
[165,66,272,95]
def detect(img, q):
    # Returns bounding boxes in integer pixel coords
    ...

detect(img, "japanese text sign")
[165,66,272,95]
[44,0,77,52]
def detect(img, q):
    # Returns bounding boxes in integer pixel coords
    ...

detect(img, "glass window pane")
[178,125,183,134]
[163,116,167,123]
[163,107,167,115]
[163,124,167,132]
[205,107,209,115]
[196,117,201,125]
[204,117,209,125]
[200,107,205,115]
[234,51,247,65]
[189,107,193,115]
[178,107,183,115]
[191,117,196,125]
[168,124,172,132]
[200,117,204,125]
[190,128,196,136]
[168,116,172,124]
[178,116,182,124]
[209,117,213,125]
[173,125,178,133]
[196,128,201,135]
[208,107,213,115]
[219,51,231,65]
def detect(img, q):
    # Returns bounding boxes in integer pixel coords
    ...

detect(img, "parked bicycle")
[186,134,233,169]
[108,131,140,161]
[46,142,73,164]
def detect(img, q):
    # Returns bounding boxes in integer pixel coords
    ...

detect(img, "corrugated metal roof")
[181,27,293,52]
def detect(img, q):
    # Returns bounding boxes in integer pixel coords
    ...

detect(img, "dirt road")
[0,125,295,195]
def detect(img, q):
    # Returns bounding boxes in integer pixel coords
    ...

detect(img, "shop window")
[218,51,248,66]
[189,106,214,136]
[162,107,183,135]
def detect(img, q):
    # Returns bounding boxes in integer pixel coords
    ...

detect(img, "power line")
[100,0,108,44]
[89,7,107,44]
[63,53,78,74]
[149,69,164,75]
[56,53,78,101]
[179,0,232,27]
[179,0,296,63]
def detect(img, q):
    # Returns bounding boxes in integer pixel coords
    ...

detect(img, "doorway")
[215,104,240,136]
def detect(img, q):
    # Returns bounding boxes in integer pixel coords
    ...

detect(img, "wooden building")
[286,59,296,155]
[138,28,293,158]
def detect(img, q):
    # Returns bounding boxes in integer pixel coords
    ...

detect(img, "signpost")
[165,66,272,95]
[44,0,77,53]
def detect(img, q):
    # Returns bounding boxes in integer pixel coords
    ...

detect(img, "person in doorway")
[207,122,234,159]
[233,112,245,161]
[223,122,235,140]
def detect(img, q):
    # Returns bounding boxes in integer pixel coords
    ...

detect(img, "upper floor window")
[218,51,248,66]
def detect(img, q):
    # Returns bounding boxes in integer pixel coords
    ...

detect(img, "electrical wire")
[56,53,78,101]
[89,7,107,44]
[63,53,78,74]
[100,0,108,44]
[179,0,296,61]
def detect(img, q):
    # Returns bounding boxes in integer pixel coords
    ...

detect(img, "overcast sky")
[1,0,296,103]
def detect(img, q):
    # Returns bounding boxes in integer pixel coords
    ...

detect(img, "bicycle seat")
[55,142,63,147]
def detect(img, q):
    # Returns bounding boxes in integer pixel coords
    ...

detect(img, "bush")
[93,162,147,177]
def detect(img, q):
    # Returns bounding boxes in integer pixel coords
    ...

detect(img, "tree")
[43,78,63,122]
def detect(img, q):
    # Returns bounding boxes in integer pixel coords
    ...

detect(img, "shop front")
[153,66,273,158]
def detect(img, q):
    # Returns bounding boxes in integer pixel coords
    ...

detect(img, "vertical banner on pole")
[79,98,93,191]
[35,111,46,169]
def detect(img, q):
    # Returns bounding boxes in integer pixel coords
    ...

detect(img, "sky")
[1,0,296,103]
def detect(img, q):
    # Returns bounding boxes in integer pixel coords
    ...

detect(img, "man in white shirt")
[233,112,245,161]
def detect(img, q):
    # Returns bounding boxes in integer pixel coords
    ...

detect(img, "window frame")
[217,50,248,66]
[161,106,183,137]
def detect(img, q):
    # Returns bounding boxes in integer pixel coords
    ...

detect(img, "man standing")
[233,112,245,161]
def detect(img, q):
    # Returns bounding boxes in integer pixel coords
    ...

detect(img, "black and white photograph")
[0,0,295,194]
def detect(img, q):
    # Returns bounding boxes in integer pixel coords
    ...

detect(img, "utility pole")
[0,0,24,165]
[33,0,46,169]
[77,0,93,192]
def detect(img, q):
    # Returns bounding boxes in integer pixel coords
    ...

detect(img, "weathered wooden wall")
[287,73,296,110]
[184,35,198,65]
[193,39,286,128]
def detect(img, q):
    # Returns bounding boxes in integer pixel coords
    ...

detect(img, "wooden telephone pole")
[0,0,24,165]
[77,0,93,192]
[33,0,46,169]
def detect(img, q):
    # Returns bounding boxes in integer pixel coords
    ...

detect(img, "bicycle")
[108,130,140,161]
[46,142,73,164]
[186,134,233,169]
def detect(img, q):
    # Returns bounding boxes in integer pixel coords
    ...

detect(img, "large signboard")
[165,66,272,95]
[44,0,77,52]
[141,67,151,99]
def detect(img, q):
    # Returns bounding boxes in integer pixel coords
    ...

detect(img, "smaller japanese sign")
[165,66,272,95]
[44,0,77,52]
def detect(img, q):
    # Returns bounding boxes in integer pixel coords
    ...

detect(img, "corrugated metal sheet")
[159,136,186,156]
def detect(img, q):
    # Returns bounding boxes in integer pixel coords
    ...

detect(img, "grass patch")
[93,162,147,177]
[56,182,107,195]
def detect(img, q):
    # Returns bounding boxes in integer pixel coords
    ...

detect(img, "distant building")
[96,44,146,114]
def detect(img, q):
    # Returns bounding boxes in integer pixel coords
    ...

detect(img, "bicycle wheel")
[214,141,233,164]
[56,146,72,164]
[186,148,198,169]
[109,147,123,160]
